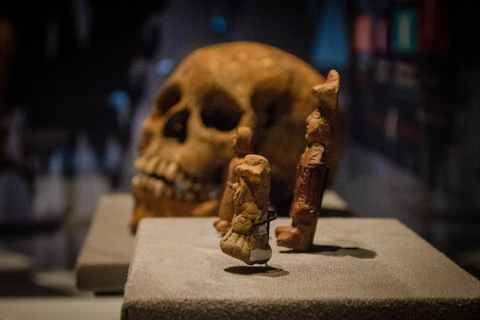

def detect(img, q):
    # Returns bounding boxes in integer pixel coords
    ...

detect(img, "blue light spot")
[210,15,227,34]
[311,0,349,69]
[156,58,174,75]
[108,90,130,110]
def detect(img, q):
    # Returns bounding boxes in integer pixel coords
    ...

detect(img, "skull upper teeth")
[164,162,178,181]
[133,157,220,202]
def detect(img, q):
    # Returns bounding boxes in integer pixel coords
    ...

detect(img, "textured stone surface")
[75,192,349,293]
[122,217,480,320]
[75,194,135,293]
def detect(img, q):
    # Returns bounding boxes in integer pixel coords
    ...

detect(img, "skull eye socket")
[200,88,243,131]
[251,89,293,129]
[156,83,182,115]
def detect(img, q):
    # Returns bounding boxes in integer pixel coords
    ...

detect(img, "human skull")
[130,42,344,232]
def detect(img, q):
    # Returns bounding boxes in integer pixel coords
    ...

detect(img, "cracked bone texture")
[220,154,272,265]
[130,42,345,232]
[275,70,339,251]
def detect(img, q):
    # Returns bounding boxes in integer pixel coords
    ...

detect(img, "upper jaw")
[132,156,222,205]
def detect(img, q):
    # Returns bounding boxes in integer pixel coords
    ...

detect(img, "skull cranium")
[130,42,344,232]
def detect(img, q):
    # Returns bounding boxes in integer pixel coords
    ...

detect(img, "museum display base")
[121,217,480,320]
[75,191,347,294]
[75,194,135,294]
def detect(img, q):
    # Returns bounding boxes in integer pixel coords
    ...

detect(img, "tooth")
[145,177,154,192]
[155,159,168,176]
[153,180,165,198]
[164,162,178,181]
[145,158,160,173]
[132,176,140,187]
[149,176,157,186]
[134,158,146,170]
[139,175,149,192]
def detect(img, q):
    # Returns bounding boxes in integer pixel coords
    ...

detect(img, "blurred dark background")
[0,0,479,296]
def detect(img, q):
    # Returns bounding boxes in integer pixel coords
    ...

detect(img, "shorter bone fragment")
[220,155,272,265]
[214,127,253,234]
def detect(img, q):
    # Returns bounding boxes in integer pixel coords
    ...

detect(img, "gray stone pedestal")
[75,194,135,294]
[121,217,480,319]
[75,191,348,294]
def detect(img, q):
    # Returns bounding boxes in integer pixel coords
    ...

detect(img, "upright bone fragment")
[275,70,340,251]
[220,155,272,265]
[214,127,253,234]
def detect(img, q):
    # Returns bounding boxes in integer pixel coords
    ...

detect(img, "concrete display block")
[122,217,480,320]
[75,191,347,294]
[75,194,135,293]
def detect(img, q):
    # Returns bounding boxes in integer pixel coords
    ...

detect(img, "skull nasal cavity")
[200,88,243,131]
[163,109,189,143]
